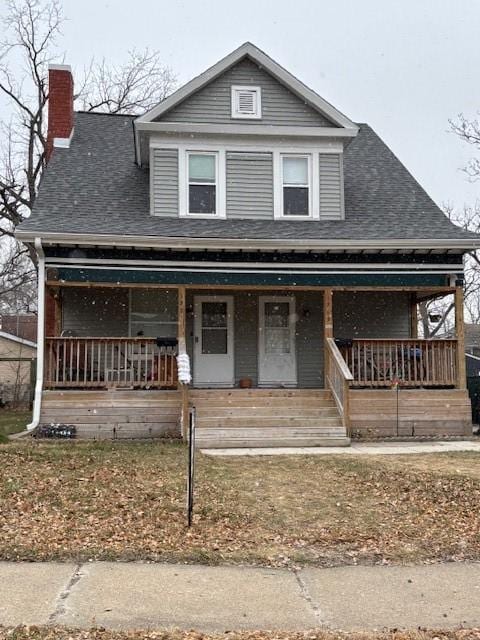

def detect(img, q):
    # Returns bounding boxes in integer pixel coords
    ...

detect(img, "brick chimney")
[46,64,74,162]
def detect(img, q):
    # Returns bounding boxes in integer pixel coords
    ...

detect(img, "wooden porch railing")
[340,339,458,388]
[325,337,354,431]
[45,337,178,389]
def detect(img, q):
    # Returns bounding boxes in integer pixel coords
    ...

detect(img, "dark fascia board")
[15,230,480,252]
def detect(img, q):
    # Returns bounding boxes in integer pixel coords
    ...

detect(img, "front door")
[258,296,297,387]
[193,295,234,387]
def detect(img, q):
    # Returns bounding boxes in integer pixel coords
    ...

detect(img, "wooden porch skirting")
[349,388,472,438]
[38,388,472,441]
[40,390,182,439]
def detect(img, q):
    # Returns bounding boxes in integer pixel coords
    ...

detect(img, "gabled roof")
[0,330,37,349]
[136,42,358,132]
[16,112,480,251]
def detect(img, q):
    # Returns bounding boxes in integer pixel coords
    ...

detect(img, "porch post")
[324,288,333,338]
[323,288,333,379]
[177,286,189,439]
[410,294,418,339]
[45,285,62,339]
[455,286,467,390]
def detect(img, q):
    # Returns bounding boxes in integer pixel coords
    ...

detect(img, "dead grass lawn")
[1,441,479,567]
[0,410,30,442]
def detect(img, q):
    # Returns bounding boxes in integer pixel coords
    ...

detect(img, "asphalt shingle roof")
[18,112,477,243]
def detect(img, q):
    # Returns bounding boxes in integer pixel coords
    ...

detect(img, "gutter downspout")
[28,237,45,431]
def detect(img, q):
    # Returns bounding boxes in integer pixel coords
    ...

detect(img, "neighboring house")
[1,314,37,343]
[16,43,480,444]
[441,323,480,375]
[463,324,480,358]
[466,353,480,378]
[0,331,36,407]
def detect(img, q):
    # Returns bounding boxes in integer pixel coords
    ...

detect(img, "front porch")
[39,284,471,443]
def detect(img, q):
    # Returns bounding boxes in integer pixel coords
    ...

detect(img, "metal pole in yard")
[187,407,196,528]
[396,383,399,436]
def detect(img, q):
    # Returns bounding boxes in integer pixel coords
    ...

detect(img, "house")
[0,331,36,407]
[1,314,37,343]
[463,324,480,358]
[16,43,480,445]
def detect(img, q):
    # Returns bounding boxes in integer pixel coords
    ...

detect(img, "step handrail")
[325,337,354,433]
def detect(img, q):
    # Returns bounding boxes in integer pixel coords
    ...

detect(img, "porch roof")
[17,112,480,249]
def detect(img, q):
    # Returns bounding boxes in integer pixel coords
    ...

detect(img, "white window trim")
[179,147,226,218]
[274,152,319,220]
[231,85,262,120]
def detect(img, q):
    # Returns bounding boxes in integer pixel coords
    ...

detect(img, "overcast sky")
[3,0,480,211]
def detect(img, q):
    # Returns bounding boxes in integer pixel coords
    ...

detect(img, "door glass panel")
[265,302,289,327]
[202,328,227,354]
[201,302,228,354]
[202,302,227,327]
[264,302,290,355]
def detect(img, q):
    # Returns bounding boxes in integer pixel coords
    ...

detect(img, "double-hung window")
[188,152,217,215]
[281,155,310,217]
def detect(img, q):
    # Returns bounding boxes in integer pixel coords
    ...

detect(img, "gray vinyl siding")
[159,58,334,127]
[150,146,346,221]
[333,292,411,339]
[226,152,274,219]
[152,149,179,216]
[234,293,258,385]
[62,288,129,336]
[319,154,344,219]
[295,292,324,387]
[187,290,323,388]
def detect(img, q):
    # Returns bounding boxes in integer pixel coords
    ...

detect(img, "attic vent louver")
[231,85,262,119]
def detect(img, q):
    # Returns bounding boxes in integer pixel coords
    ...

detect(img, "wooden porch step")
[190,389,332,398]
[192,401,337,411]
[196,417,343,428]
[191,387,348,448]
[197,407,340,418]
[196,428,350,449]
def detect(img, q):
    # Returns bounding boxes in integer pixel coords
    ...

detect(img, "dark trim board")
[43,246,464,266]
[50,266,454,287]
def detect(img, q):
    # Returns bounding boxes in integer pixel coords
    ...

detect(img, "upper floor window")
[281,155,310,217]
[188,152,217,215]
[231,85,262,119]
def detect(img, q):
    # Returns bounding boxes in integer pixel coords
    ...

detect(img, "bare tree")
[418,296,455,338]
[77,48,176,115]
[449,112,480,332]
[415,199,480,337]
[0,0,61,258]
[450,113,480,181]
[0,240,37,315]
[0,0,176,313]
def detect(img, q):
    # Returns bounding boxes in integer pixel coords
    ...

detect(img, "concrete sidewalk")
[1,561,480,632]
[202,440,480,456]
